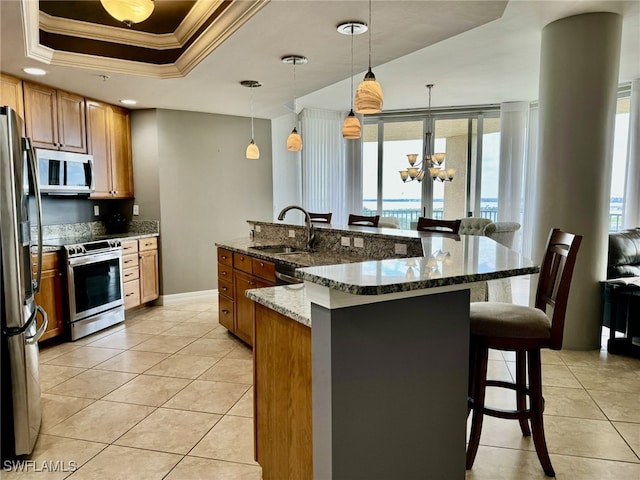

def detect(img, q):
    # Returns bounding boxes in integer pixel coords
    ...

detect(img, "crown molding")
[23,0,270,78]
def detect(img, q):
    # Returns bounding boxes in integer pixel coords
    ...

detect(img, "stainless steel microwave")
[35,149,95,195]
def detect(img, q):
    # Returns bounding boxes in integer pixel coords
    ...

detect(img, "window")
[610,95,630,231]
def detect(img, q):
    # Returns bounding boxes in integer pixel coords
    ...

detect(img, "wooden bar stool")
[416,217,462,234]
[309,212,332,223]
[348,214,379,227]
[466,228,582,477]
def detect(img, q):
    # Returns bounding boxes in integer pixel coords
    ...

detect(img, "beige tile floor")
[2,297,639,479]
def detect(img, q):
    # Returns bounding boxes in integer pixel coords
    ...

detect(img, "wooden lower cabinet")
[122,237,159,310]
[33,252,65,342]
[254,304,312,479]
[216,247,275,346]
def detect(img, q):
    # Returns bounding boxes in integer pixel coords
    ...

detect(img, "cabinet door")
[86,100,113,198]
[23,81,58,150]
[1,73,25,123]
[33,253,65,342]
[139,248,159,304]
[234,271,270,346]
[109,106,134,198]
[57,90,86,153]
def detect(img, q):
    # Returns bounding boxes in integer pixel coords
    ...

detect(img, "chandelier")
[399,84,455,183]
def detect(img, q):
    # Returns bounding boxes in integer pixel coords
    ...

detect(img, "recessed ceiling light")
[120,99,137,105]
[336,21,368,36]
[23,67,46,76]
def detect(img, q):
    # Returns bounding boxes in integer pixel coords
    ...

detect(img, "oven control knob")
[109,239,122,248]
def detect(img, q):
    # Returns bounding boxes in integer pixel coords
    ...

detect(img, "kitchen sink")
[249,245,307,255]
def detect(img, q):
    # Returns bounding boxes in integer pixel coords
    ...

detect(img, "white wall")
[131,109,273,295]
[271,112,302,221]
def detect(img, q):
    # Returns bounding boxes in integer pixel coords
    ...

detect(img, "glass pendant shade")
[287,127,302,152]
[342,110,361,139]
[246,139,259,160]
[355,69,383,114]
[100,0,154,25]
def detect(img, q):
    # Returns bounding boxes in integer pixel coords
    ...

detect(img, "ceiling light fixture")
[354,0,383,114]
[23,67,46,76]
[282,55,307,152]
[399,84,455,183]
[241,80,261,160]
[100,0,155,27]
[338,21,367,139]
[120,99,137,105]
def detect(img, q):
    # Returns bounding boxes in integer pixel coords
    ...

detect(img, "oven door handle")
[68,250,122,266]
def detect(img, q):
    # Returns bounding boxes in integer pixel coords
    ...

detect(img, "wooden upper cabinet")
[109,105,134,198]
[1,73,25,122]
[86,100,113,197]
[23,81,87,153]
[87,100,134,199]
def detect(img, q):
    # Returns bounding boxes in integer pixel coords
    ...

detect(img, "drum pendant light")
[338,22,367,139]
[241,80,261,160]
[355,0,383,114]
[282,55,307,152]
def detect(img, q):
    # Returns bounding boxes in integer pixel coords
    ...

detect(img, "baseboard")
[158,289,217,306]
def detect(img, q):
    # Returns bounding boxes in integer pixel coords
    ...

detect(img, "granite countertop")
[39,232,159,253]
[246,285,311,327]
[215,237,388,269]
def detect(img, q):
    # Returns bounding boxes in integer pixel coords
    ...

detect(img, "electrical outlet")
[341,236,351,247]
[394,243,407,255]
[93,205,99,217]
[256,225,261,233]
[133,204,139,215]
[288,229,296,238]
[354,237,364,248]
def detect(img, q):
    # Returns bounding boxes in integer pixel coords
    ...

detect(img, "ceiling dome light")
[120,99,137,105]
[100,0,155,27]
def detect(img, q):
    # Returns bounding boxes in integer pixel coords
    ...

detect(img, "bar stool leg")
[527,349,555,477]
[466,343,488,470]
[516,351,531,436]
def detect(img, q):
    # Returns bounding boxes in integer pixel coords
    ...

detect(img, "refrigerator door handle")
[24,137,43,293]
[25,306,48,345]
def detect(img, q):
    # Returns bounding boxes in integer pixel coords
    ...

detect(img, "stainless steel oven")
[64,239,125,340]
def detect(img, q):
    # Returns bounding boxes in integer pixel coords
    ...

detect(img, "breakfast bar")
[246,235,538,480]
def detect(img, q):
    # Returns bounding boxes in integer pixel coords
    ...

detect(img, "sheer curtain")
[623,78,640,229]
[497,101,529,251]
[522,103,539,260]
[300,108,362,225]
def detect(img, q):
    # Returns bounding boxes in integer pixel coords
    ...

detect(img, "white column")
[623,79,640,229]
[535,12,622,350]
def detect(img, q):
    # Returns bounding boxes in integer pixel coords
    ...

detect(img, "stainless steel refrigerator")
[1,106,48,459]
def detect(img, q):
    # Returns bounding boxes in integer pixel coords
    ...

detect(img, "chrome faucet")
[277,205,316,251]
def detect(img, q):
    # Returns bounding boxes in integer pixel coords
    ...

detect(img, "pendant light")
[282,55,307,152]
[354,0,383,114]
[338,21,367,139]
[241,80,261,160]
[100,0,154,27]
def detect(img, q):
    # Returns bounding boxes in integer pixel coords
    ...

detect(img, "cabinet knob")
[221,255,227,259]
[222,309,230,315]
[221,271,227,276]
[259,262,264,267]
[249,281,255,286]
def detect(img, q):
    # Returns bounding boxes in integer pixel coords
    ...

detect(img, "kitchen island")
[246,234,538,480]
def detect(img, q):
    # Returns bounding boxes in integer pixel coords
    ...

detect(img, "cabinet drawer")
[123,266,139,282]
[121,240,138,254]
[217,248,233,267]
[233,252,252,274]
[218,295,234,330]
[218,264,233,282]
[122,253,139,269]
[139,237,157,252]
[218,278,234,299]
[124,279,140,310]
[252,258,275,282]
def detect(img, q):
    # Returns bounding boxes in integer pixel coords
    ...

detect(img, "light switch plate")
[289,229,296,238]
[133,204,139,215]
[394,243,407,255]
[93,205,99,216]
[341,236,351,247]
[354,237,364,248]
[256,225,261,233]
